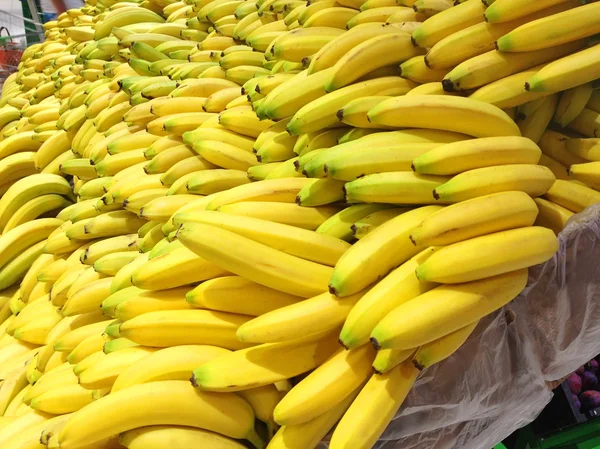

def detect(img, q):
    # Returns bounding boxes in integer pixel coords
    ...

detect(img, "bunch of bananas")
[0,0,597,447]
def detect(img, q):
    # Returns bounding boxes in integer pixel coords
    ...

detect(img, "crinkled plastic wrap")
[322,204,600,449]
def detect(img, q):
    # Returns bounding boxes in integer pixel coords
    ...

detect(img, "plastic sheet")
[323,204,600,449]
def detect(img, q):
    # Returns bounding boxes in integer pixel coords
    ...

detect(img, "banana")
[109,173,164,205]
[170,78,239,98]
[416,227,556,284]
[178,209,350,265]
[138,224,167,253]
[60,158,98,180]
[329,360,418,449]
[186,276,300,317]
[565,138,600,161]
[496,3,600,53]
[139,194,199,222]
[539,130,586,167]
[113,287,192,321]
[107,132,161,155]
[346,6,416,28]
[30,384,94,414]
[525,44,600,94]
[34,130,71,171]
[123,188,168,213]
[568,161,600,189]
[268,384,360,449]
[568,108,600,138]
[119,309,250,349]
[192,139,259,170]
[3,195,71,233]
[236,289,366,343]
[255,131,298,163]
[519,93,559,144]
[112,345,230,392]
[74,351,106,377]
[162,158,216,188]
[485,0,574,23]
[261,70,328,120]
[410,191,539,247]
[218,201,342,230]
[81,234,139,265]
[287,77,415,134]
[368,95,521,138]
[329,206,442,297]
[339,248,438,349]
[0,174,71,229]
[192,330,338,392]
[323,142,438,181]
[79,347,156,390]
[101,286,144,317]
[62,277,114,316]
[343,172,448,205]
[178,222,333,297]
[0,218,64,272]
[326,34,420,91]
[11,295,63,344]
[554,83,595,128]
[131,244,229,290]
[534,197,574,235]
[120,426,248,449]
[432,164,556,202]
[443,40,585,92]
[0,151,37,183]
[315,204,392,242]
[184,169,250,194]
[144,144,195,174]
[411,0,485,48]
[67,334,107,365]
[371,269,528,350]
[94,8,165,39]
[200,177,311,211]
[57,381,262,448]
[53,320,113,353]
[275,344,375,426]
[0,366,28,415]
[111,254,149,293]
[412,136,541,175]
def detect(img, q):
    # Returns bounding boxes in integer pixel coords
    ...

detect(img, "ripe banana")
[432,164,556,202]
[177,222,333,298]
[367,95,522,138]
[329,205,442,297]
[371,269,528,350]
[412,136,541,175]
[329,360,418,449]
[237,289,366,344]
[191,330,339,392]
[119,309,251,349]
[186,276,301,316]
[57,381,262,449]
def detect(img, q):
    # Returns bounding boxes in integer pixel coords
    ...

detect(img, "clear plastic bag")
[324,204,600,449]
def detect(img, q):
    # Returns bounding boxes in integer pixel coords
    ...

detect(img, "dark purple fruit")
[577,366,586,375]
[582,372,599,391]
[580,391,600,411]
[576,400,582,411]
[588,359,599,373]
[568,373,583,394]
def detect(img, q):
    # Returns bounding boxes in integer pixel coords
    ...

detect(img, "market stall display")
[0,0,598,448]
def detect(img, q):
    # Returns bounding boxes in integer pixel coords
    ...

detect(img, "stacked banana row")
[0,0,597,448]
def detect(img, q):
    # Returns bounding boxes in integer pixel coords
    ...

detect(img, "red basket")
[0,27,24,80]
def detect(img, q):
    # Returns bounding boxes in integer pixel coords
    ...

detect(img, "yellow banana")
[57,381,262,449]
[432,164,556,202]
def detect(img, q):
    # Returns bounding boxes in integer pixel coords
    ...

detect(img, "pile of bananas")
[0,0,598,447]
